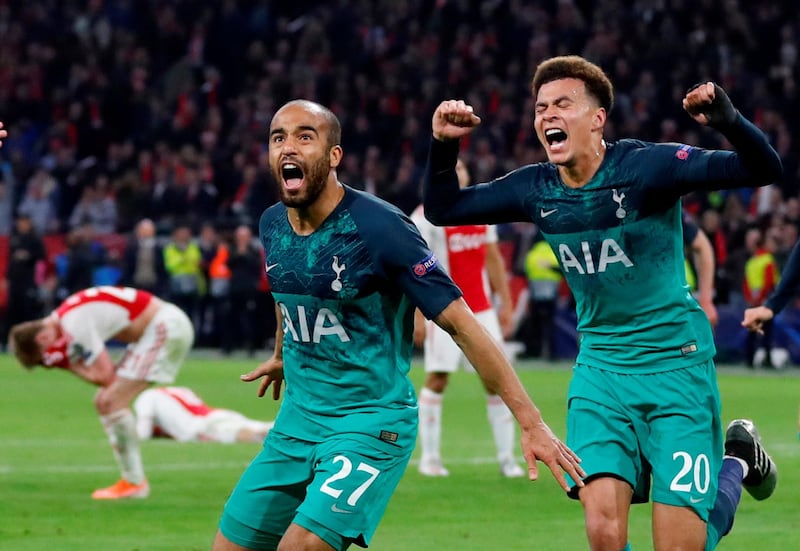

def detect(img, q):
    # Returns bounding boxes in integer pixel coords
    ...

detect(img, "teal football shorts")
[565,360,722,520]
[219,429,413,550]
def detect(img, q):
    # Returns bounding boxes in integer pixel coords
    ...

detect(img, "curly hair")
[531,55,614,113]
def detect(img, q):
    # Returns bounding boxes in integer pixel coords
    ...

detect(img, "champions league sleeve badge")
[412,253,439,277]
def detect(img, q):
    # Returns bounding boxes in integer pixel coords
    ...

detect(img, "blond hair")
[9,320,45,368]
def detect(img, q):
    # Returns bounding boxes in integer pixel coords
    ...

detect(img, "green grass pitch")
[1,352,797,550]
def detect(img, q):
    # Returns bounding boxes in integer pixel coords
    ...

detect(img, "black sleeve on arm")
[701,112,783,189]
[423,137,531,226]
[765,239,800,314]
[423,138,461,225]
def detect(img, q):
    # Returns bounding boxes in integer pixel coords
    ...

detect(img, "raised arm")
[432,297,584,490]
[424,101,532,226]
[679,82,782,191]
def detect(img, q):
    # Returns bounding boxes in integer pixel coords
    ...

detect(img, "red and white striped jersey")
[54,286,154,366]
[154,386,214,416]
[411,206,495,313]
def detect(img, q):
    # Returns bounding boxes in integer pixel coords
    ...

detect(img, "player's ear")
[329,144,343,169]
[591,107,606,131]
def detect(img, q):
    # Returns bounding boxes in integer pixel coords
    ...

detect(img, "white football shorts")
[117,302,194,383]
[424,308,504,373]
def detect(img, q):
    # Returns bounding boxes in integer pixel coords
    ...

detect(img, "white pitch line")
[0,461,251,475]
[0,456,502,475]
[3,443,796,476]
[0,438,107,447]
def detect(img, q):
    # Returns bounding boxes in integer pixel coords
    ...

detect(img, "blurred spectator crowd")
[1,0,799,356]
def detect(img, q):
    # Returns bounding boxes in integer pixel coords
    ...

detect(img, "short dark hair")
[9,320,45,368]
[280,99,342,149]
[531,56,614,113]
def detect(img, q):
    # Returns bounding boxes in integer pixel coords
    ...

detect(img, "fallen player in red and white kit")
[411,159,524,478]
[10,285,195,499]
[134,386,273,443]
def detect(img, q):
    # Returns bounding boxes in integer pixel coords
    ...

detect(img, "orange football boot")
[91,478,150,499]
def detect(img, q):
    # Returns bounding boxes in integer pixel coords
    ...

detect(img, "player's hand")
[498,302,515,339]
[682,82,737,127]
[741,305,774,335]
[0,121,6,147]
[241,356,285,400]
[699,297,719,327]
[520,420,585,492]
[432,100,481,141]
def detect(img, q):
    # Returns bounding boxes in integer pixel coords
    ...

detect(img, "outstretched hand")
[741,305,775,335]
[520,420,585,493]
[0,121,6,147]
[432,100,482,141]
[241,356,285,400]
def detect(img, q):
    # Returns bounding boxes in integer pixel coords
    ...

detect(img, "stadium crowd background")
[1,0,798,362]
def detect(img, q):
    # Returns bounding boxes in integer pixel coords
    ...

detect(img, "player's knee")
[93,390,119,415]
[425,372,449,393]
[278,523,339,551]
[93,392,109,414]
[584,511,628,551]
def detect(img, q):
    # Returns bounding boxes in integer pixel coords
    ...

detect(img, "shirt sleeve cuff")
[429,137,461,174]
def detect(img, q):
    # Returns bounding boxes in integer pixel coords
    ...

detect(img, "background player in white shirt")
[411,159,524,477]
[134,386,273,443]
[10,285,194,499]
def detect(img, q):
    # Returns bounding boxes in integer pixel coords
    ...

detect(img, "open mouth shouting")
[281,161,305,191]
[544,128,568,153]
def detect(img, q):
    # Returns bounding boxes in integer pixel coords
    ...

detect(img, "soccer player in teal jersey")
[211,100,584,551]
[743,236,800,334]
[742,236,800,438]
[423,56,780,551]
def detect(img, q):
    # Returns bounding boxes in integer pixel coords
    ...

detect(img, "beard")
[274,155,330,209]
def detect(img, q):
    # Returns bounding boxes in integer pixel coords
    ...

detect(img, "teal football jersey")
[516,141,715,372]
[259,187,462,443]
[529,147,715,372]
[424,135,780,373]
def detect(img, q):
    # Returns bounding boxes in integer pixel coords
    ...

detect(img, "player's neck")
[288,181,346,235]
[558,139,606,189]
[42,316,62,341]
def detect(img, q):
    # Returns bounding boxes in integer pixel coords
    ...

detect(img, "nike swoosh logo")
[540,208,558,218]
[265,263,279,273]
[689,497,704,504]
[330,504,353,514]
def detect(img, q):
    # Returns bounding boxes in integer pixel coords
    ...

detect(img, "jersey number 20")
[670,451,711,494]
